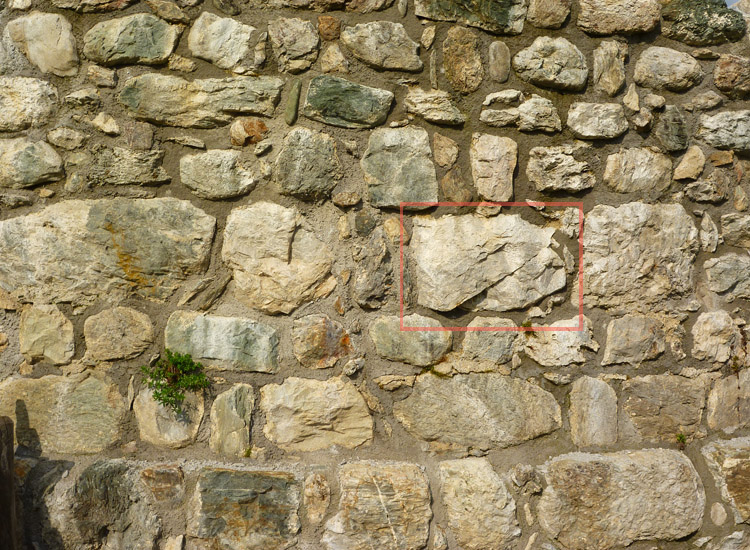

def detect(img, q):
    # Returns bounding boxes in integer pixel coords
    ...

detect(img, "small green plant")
[141,349,210,413]
[521,319,536,338]
[676,432,687,450]
[243,447,253,458]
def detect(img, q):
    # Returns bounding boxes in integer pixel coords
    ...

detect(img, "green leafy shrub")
[140,349,210,413]
[676,432,687,450]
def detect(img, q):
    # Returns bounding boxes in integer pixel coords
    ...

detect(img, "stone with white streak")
[567,103,628,139]
[393,373,561,450]
[6,12,78,76]
[188,11,263,73]
[470,133,516,201]
[439,458,521,550]
[538,449,705,550]
[582,202,699,312]
[411,212,565,312]
[341,21,422,72]
[323,461,431,550]
[222,202,333,314]
[569,376,617,447]
[260,377,372,452]
[523,316,599,367]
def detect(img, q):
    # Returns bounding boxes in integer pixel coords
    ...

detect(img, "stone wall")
[0,0,750,549]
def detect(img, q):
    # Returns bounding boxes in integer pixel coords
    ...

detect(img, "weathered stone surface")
[323,461,431,550]
[268,17,319,73]
[517,94,561,132]
[140,464,184,502]
[674,145,706,180]
[708,531,750,550]
[577,0,660,34]
[513,37,588,91]
[188,11,262,73]
[569,376,617,447]
[0,77,57,131]
[165,310,278,373]
[304,473,330,525]
[19,304,73,364]
[0,198,215,306]
[188,468,300,550]
[567,102,628,140]
[691,310,742,363]
[470,133,516,201]
[526,143,595,192]
[83,13,178,66]
[7,12,78,76]
[527,0,570,28]
[222,202,333,314]
[634,47,703,92]
[621,374,706,441]
[292,314,351,368]
[602,314,665,365]
[0,373,126,454]
[714,54,750,99]
[320,43,349,73]
[707,371,750,433]
[394,373,561,450]
[51,0,136,10]
[275,127,342,199]
[119,73,284,128]
[260,377,372,451]
[369,314,451,366]
[352,227,392,308]
[302,75,394,129]
[443,26,484,94]
[702,437,750,523]
[47,460,160,550]
[699,110,750,152]
[603,147,672,194]
[433,133,459,167]
[461,317,518,364]
[414,0,527,34]
[181,149,264,200]
[582,202,699,312]
[412,211,565,312]
[488,41,511,82]
[87,146,170,186]
[705,253,750,301]
[362,126,438,209]
[538,449,705,549]
[133,388,204,448]
[0,138,62,189]
[686,167,735,203]
[209,383,254,457]
[592,40,626,96]
[722,213,750,247]
[84,306,153,361]
[662,0,747,46]
[341,21,421,71]
[524,316,599,366]
[439,458,520,550]
[404,87,465,125]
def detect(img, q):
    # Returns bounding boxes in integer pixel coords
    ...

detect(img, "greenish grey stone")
[209,384,255,457]
[414,0,527,35]
[83,13,179,66]
[88,146,169,186]
[361,126,438,210]
[0,198,215,306]
[188,468,301,550]
[0,373,127,455]
[165,310,279,373]
[285,79,302,126]
[119,73,284,128]
[0,138,63,189]
[369,314,451,366]
[302,75,394,129]
[275,127,342,199]
[654,105,689,152]
[662,0,747,45]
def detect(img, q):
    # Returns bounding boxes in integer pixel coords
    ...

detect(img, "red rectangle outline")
[399,201,584,332]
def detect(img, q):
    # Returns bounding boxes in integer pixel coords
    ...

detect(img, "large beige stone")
[707,371,750,433]
[691,310,744,364]
[393,373,561,451]
[19,304,74,365]
[601,314,665,365]
[603,147,672,194]
[222,202,333,314]
[0,373,126,454]
[323,461,431,550]
[209,384,254,458]
[6,12,78,76]
[133,388,204,449]
[439,458,520,550]
[83,306,153,361]
[569,376,617,447]
[260,377,372,452]
[702,437,750,524]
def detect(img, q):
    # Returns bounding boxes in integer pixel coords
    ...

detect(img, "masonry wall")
[1,0,750,549]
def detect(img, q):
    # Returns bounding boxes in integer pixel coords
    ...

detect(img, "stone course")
[0,1,749,549]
